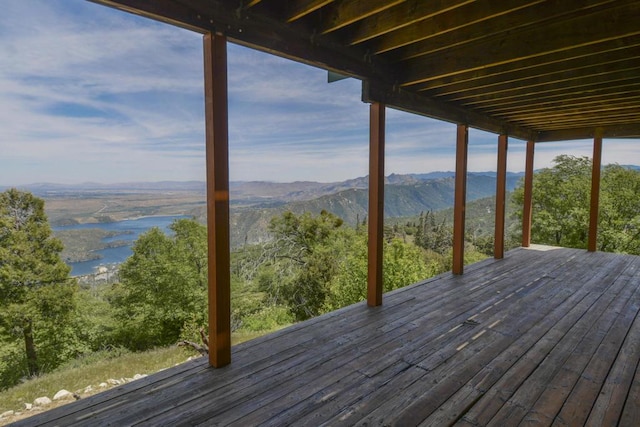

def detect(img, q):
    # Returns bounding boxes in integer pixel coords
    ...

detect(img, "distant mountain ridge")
[5,164,639,196]
[196,174,525,247]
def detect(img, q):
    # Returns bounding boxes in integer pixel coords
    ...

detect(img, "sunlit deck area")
[17,246,640,426]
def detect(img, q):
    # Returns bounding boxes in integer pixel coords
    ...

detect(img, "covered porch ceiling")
[91,0,640,143]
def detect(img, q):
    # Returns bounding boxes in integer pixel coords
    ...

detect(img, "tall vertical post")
[522,140,535,247]
[452,124,468,275]
[588,131,603,252]
[204,33,231,367]
[494,134,508,259]
[368,102,385,306]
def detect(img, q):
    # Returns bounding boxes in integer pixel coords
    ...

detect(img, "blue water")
[54,215,190,276]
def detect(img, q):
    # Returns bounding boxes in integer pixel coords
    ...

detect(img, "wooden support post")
[494,134,508,259]
[452,124,468,275]
[368,102,385,306]
[204,33,231,367]
[588,131,603,252]
[522,140,535,247]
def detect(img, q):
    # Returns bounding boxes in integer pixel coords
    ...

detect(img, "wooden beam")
[489,93,640,117]
[287,0,334,22]
[369,0,536,54]
[494,134,508,259]
[204,33,231,367]
[362,81,535,143]
[588,131,603,252]
[409,35,640,94]
[452,124,468,275]
[457,70,640,107]
[438,57,640,102]
[368,102,385,306]
[512,110,640,128]
[90,0,393,83]
[537,124,640,141]
[345,0,474,44]
[319,0,404,34]
[522,140,535,247]
[417,41,640,96]
[88,0,210,32]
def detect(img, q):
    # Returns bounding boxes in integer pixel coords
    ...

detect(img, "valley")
[26,172,524,273]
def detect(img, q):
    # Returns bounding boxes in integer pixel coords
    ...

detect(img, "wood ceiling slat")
[507,106,640,124]
[489,98,640,121]
[520,110,640,123]
[488,94,640,117]
[461,76,640,108]
[367,0,545,55]
[386,0,617,62]
[449,67,640,105]
[398,1,640,87]
[286,0,334,23]
[410,37,640,93]
[318,0,404,34]
[530,115,640,130]
[538,125,640,141]
[244,0,263,7]
[342,0,475,45]
[425,51,640,99]
[475,86,640,116]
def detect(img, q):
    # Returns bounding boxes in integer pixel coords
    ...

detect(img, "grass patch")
[0,327,284,418]
[0,346,196,415]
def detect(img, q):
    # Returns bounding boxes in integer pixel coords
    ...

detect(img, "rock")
[53,389,73,400]
[24,403,32,410]
[125,377,134,383]
[99,382,108,388]
[33,396,52,406]
[133,374,147,380]
[107,378,120,386]
[1,410,15,418]
[84,385,93,393]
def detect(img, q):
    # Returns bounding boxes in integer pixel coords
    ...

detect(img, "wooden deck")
[16,246,640,426]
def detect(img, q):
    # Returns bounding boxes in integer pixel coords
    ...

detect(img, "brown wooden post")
[452,124,468,275]
[368,102,385,306]
[494,134,508,259]
[204,33,231,367]
[588,131,603,252]
[522,140,535,247]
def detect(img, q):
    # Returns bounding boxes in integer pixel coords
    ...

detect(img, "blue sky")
[1,0,638,185]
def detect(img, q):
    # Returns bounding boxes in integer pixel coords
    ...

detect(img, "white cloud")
[1,0,638,186]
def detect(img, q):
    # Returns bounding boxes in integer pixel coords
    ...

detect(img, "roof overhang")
[89,0,640,143]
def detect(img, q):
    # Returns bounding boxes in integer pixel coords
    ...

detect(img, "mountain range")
[192,173,525,247]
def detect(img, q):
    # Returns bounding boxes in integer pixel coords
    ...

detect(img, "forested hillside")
[211,174,523,248]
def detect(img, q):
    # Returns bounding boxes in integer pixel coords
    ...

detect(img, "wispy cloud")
[1,0,638,186]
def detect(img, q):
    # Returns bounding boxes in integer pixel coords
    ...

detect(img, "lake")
[54,215,190,276]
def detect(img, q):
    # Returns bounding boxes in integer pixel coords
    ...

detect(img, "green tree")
[512,156,640,254]
[326,231,434,310]
[512,155,591,248]
[414,210,452,254]
[111,219,208,349]
[263,210,345,321]
[598,164,640,253]
[0,189,76,379]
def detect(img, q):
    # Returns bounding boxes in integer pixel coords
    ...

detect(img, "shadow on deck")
[15,246,640,426]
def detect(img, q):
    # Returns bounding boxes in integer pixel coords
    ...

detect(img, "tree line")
[1,155,639,390]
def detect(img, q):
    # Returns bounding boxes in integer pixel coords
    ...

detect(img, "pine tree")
[0,189,74,376]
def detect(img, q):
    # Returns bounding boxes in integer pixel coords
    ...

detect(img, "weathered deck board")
[14,246,640,427]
